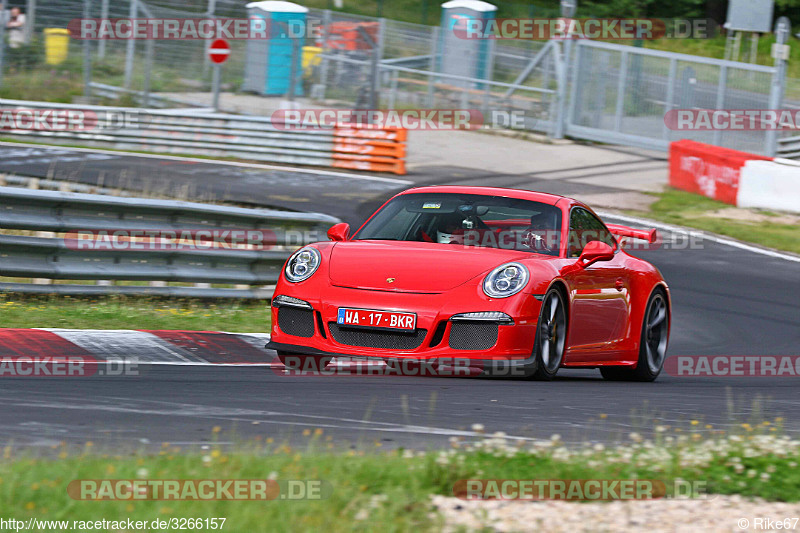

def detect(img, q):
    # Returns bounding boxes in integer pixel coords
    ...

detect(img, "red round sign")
[209,39,230,64]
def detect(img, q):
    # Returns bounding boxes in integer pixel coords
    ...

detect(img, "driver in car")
[435,212,469,244]
[523,212,558,252]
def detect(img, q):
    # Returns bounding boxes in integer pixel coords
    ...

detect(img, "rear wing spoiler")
[605,223,658,244]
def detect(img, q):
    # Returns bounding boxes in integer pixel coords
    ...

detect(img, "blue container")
[438,0,497,89]
[244,1,308,96]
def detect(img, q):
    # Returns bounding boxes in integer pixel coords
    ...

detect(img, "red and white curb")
[0,328,387,370]
[0,328,273,365]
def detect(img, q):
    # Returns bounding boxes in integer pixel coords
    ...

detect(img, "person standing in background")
[6,6,25,49]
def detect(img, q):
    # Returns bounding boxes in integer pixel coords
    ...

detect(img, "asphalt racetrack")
[1,144,798,451]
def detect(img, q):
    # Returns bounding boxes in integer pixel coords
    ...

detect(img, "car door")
[562,208,630,354]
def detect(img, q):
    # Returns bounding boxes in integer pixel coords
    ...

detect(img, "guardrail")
[89,83,210,109]
[0,99,408,175]
[777,135,800,159]
[0,186,340,299]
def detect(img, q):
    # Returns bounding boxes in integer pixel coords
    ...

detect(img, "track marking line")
[0,394,538,442]
[599,211,800,264]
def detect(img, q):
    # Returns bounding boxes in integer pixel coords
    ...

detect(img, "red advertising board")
[668,140,772,205]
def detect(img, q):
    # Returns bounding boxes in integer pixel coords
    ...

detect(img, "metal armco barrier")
[0,186,340,299]
[0,100,408,175]
[88,82,210,109]
[777,135,800,159]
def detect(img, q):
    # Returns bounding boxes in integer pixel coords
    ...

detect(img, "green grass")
[0,294,269,332]
[632,188,800,255]
[1,422,799,532]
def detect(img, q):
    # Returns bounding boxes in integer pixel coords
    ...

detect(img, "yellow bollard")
[302,46,322,77]
[44,28,71,65]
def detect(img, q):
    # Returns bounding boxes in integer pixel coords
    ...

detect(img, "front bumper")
[267,284,542,363]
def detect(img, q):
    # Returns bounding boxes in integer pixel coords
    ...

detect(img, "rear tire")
[277,351,332,372]
[530,288,568,381]
[600,289,669,382]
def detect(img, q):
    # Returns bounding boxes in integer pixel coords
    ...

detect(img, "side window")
[567,208,615,258]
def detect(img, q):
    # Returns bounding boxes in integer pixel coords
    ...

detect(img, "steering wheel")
[522,227,556,253]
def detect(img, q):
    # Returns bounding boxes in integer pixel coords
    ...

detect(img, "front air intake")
[278,307,315,338]
[448,322,499,350]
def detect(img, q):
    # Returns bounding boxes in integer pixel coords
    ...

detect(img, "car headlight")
[482,262,529,298]
[284,247,321,283]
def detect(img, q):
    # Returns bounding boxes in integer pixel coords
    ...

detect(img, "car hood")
[328,240,529,293]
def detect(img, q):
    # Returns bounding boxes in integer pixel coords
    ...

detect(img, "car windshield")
[353,193,562,256]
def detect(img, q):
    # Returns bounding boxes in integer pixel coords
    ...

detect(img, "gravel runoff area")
[431,495,800,532]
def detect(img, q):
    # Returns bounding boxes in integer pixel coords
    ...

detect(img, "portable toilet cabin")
[243,1,308,96]
[438,0,496,88]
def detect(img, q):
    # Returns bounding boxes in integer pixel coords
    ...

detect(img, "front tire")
[601,289,669,382]
[529,288,568,381]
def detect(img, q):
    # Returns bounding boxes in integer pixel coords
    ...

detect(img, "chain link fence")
[565,40,784,155]
[0,1,792,155]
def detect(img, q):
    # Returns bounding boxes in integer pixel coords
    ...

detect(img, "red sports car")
[266,186,670,381]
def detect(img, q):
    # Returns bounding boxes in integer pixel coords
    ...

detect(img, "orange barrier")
[322,22,380,51]
[333,126,407,175]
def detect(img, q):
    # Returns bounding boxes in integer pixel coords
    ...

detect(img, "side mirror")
[327,223,350,242]
[578,240,614,267]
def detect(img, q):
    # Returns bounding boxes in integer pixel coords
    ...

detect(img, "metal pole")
[712,65,727,147]
[552,42,567,139]
[203,0,217,75]
[749,32,759,64]
[427,26,439,108]
[765,17,790,157]
[724,30,734,61]
[143,38,153,107]
[370,18,385,109]
[212,63,221,110]
[388,68,398,109]
[662,57,677,142]
[731,31,742,62]
[318,9,331,97]
[565,40,582,132]
[24,0,35,44]
[613,50,629,132]
[83,0,92,99]
[123,0,137,88]
[0,1,6,89]
[287,36,299,102]
[98,0,108,59]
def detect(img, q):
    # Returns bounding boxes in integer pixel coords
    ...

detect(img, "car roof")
[397,186,579,207]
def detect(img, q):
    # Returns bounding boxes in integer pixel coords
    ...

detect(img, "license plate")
[337,308,416,331]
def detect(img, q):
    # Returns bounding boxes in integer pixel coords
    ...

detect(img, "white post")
[98,0,108,59]
[212,63,221,110]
